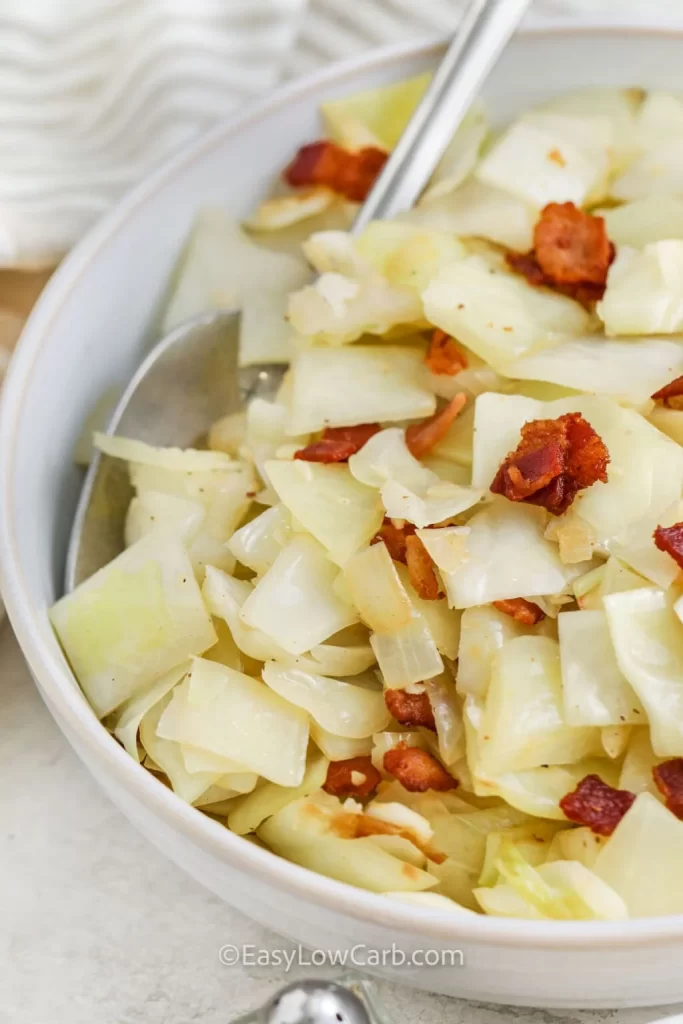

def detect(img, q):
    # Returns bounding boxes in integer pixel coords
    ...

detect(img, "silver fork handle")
[351,0,532,234]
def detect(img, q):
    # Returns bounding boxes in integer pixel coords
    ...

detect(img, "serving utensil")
[65,0,531,592]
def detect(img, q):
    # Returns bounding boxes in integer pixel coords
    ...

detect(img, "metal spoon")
[65,0,531,592]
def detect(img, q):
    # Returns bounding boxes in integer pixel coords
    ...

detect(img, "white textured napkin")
[0,0,682,269]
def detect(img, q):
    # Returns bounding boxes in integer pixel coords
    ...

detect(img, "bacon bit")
[493,598,546,626]
[653,522,683,570]
[506,203,614,306]
[405,534,442,600]
[371,518,416,563]
[652,375,683,407]
[547,148,566,167]
[323,756,381,799]
[283,140,388,202]
[405,393,467,459]
[383,743,458,793]
[535,203,612,286]
[490,411,609,516]
[425,329,469,376]
[653,759,683,819]
[294,422,380,463]
[384,689,436,730]
[559,774,636,836]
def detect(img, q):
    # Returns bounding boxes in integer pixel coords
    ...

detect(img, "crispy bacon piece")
[535,202,612,286]
[384,689,436,730]
[383,743,458,793]
[405,534,442,600]
[653,759,683,819]
[371,518,415,563]
[559,774,636,836]
[323,756,381,800]
[294,422,380,463]
[425,329,469,376]
[490,411,609,516]
[283,140,388,202]
[653,523,683,570]
[493,598,545,625]
[652,375,683,407]
[405,393,467,459]
[506,203,614,306]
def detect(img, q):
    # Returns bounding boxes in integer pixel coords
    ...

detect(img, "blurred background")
[0,0,680,374]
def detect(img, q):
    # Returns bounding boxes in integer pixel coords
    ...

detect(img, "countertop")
[2,622,681,1022]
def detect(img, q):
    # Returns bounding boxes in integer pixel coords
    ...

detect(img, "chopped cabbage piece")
[50,532,216,718]
[472,760,620,821]
[180,744,253,779]
[594,793,683,916]
[502,336,683,407]
[429,403,475,467]
[139,691,221,804]
[156,659,309,786]
[608,501,683,590]
[227,753,329,835]
[472,393,683,543]
[257,793,438,893]
[476,119,608,208]
[239,285,301,367]
[649,406,683,447]
[112,661,190,762]
[124,490,206,548]
[161,208,309,334]
[479,822,563,885]
[456,605,531,698]
[298,639,375,678]
[384,891,475,912]
[311,722,373,761]
[424,672,464,767]
[394,562,462,661]
[287,266,421,346]
[558,609,643,726]
[208,410,246,457]
[421,101,488,201]
[534,87,639,163]
[545,826,606,869]
[262,663,389,739]
[441,501,581,610]
[343,542,413,634]
[227,505,290,576]
[601,724,632,760]
[355,222,467,296]
[597,242,683,336]
[604,587,683,756]
[381,479,483,530]
[477,846,627,920]
[94,433,235,472]
[265,459,384,566]
[599,196,683,249]
[405,177,537,252]
[286,346,435,436]
[612,139,683,201]
[239,536,357,655]
[244,189,337,232]
[321,74,430,151]
[348,427,436,493]
[423,254,590,372]
[416,527,470,574]
[202,567,289,662]
[619,727,665,797]
[370,614,443,689]
[479,636,601,775]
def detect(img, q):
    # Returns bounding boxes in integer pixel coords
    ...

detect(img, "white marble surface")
[1,620,681,1022]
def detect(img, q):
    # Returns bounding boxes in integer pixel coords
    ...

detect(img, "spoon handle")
[351,0,532,233]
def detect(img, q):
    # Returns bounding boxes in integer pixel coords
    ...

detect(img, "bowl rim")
[3,24,683,950]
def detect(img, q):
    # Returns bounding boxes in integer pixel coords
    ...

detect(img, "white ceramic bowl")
[2,28,683,1010]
